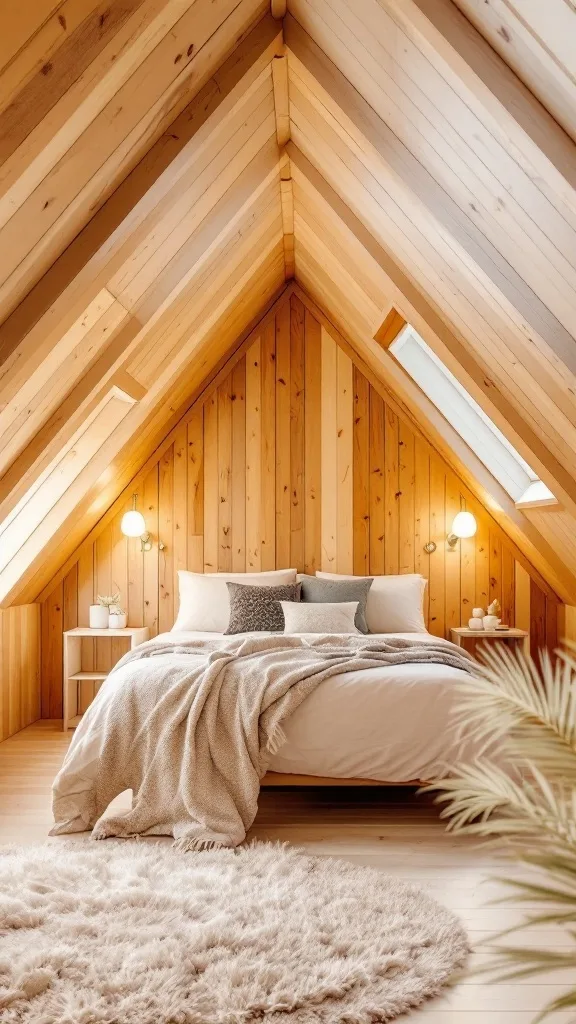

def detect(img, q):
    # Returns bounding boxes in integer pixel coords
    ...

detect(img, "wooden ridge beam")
[288,142,576,526]
[271,46,293,280]
[271,53,290,147]
[270,0,287,18]
[280,152,295,280]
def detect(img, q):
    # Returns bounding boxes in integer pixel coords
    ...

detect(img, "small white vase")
[108,612,127,629]
[89,604,109,629]
[468,617,484,630]
[483,614,500,630]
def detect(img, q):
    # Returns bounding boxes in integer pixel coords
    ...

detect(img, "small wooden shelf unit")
[63,627,149,730]
[450,626,529,657]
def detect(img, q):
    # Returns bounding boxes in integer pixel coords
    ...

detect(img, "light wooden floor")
[1,721,573,1023]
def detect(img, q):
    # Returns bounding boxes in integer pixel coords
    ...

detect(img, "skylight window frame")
[389,324,557,512]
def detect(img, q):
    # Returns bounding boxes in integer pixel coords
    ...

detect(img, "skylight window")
[390,325,557,509]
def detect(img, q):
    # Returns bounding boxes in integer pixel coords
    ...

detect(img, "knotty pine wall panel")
[39,290,560,717]
[0,605,40,740]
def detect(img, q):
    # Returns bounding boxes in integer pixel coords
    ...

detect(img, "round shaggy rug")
[0,841,468,1023]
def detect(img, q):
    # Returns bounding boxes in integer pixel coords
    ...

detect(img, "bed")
[51,625,474,848]
[72,630,471,786]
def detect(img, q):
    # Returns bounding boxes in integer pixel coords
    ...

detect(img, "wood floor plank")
[0,721,568,1021]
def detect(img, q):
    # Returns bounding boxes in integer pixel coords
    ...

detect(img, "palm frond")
[534,990,576,1024]
[470,947,576,982]
[425,761,576,849]
[452,644,576,781]
[488,875,576,907]
[428,641,576,1021]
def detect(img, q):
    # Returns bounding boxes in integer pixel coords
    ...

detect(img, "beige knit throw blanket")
[51,634,473,851]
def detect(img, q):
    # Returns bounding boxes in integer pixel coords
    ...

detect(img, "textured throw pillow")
[316,572,427,633]
[225,582,301,634]
[297,574,373,633]
[281,601,360,635]
[172,569,297,633]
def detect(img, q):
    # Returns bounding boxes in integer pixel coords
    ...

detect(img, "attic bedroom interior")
[1,0,576,1019]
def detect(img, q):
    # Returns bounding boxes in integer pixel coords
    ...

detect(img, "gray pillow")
[297,575,373,633]
[224,582,301,634]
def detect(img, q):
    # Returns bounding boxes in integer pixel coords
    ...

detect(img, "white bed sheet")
[153,630,470,782]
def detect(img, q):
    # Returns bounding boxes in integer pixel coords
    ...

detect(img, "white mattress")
[153,631,470,782]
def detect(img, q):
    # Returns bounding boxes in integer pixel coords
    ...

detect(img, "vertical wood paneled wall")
[0,605,40,740]
[40,289,560,718]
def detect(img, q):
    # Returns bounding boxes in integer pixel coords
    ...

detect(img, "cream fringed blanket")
[51,634,473,851]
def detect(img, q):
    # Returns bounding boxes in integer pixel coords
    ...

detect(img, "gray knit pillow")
[297,575,373,633]
[224,582,301,634]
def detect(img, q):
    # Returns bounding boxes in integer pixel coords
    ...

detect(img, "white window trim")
[390,325,558,512]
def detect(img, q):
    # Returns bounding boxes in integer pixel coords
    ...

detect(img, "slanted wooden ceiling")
[1,0,576,608]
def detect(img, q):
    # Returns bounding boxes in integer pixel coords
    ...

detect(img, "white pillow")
[316,572,426,633]
[173,569,297,633]
[281,601,360,635]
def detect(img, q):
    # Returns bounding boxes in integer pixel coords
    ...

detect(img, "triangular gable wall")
[39,285,559,718]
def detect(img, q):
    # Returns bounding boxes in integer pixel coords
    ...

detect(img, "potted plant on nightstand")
[108,603,127,629]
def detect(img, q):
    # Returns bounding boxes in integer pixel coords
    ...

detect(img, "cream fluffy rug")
[0,842,468,1023]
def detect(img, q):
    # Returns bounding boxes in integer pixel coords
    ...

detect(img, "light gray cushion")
[224,582,301,634]
[297,575,373,633]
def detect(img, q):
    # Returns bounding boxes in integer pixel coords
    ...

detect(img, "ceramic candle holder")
[468,617,484,630]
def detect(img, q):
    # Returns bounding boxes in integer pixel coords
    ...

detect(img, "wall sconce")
[447,505,477,547]
[121,494,153,552]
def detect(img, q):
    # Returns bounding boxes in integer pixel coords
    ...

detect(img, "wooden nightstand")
[63,627,149,730]
[450,627,529,658]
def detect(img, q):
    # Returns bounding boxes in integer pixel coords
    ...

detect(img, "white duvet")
[70,630,471,785]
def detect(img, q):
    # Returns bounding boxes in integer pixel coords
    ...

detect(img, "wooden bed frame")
[261,772,420,787]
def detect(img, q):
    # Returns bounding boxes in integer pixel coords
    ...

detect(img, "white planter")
[108,613,127,629]
[483,614,500,630]
[89,604,109,629]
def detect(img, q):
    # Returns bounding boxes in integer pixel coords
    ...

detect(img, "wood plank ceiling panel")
[452,0,576,145]
[0,0,268,321]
